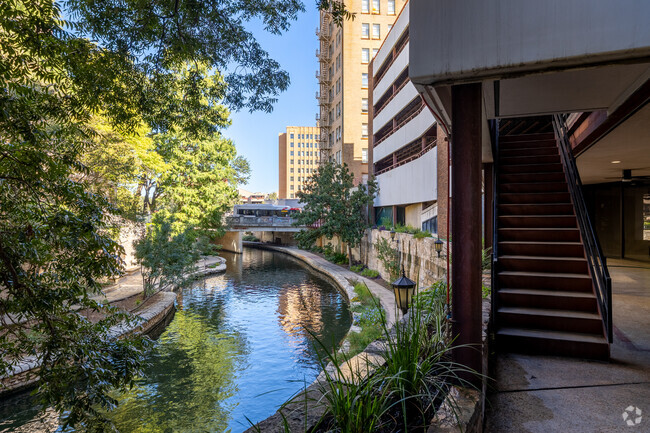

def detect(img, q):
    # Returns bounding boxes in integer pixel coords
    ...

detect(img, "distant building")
[369,1,446,234]
[278,126,321,199]
[317,0,407,184]
[238,189,265,204]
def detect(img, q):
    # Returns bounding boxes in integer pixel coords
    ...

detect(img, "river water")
[0,248,351,433]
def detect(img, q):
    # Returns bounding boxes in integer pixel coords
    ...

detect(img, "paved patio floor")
[485,259,650,432]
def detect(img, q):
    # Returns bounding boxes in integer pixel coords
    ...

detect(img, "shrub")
[482,284,491,299]
[482,247,492,271]
[374,237,400,281]
[242,234,259,242]
[312,279,477,432]
[360,268,380,278]
[413,230,433,239]
[350,264,364,273]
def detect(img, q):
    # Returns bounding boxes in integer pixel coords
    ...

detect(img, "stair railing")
[489,119,500,323]
[552,114,613,342]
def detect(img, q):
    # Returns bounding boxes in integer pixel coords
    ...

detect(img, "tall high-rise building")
[278,126,321,199]
[316,0,407,184]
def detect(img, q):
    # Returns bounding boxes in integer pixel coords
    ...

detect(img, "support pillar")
[451,83,483,386]
[483,163,494,251]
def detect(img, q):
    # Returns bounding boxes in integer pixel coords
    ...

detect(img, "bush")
[413,230,433,239]
[350,264,364,273]
[374,237,400,281]
[360,268,380,278]
[242,234,259,242]
[312,279,477,433]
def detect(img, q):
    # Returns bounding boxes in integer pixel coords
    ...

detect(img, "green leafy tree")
[1,0,352,428]
[134,219,198,297]
[295,162,378,267]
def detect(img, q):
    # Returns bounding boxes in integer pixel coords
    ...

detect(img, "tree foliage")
[1,0,351,428]
[295,162,377,266]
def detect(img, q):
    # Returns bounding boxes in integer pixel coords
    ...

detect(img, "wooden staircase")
[494,132,610,359]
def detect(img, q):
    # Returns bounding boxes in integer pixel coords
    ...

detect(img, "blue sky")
[225,3,320,194]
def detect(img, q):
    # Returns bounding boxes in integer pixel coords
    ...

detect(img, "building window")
[290,142,294,147]
[290,168,294,173]
[387,24,393,33]
[362,48,370,64]
[290,159,294,164]
[290,133,294,139]
[372,0,380,13]
[373,48,379,58]
[362,23,370,38]
[362,123,368,138]
[422,216,438,234]
[290,176,294,181]
[362,73,368,88]
[290,151,294,156]
[362,0,369,13]
[362,98,368,113]
[290,193,294,198]
[290,185,294,190]
[388,0,395,14]
[362,148,368,163]
[372,23,380,39]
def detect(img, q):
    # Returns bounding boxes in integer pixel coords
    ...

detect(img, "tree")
[295,162,378,267]
[1,0,351,428]
[267,192,279,201]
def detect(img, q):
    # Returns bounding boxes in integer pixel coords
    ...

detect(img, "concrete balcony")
[409,0,650,130]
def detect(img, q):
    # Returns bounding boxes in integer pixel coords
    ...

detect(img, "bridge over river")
[218,216,318,253]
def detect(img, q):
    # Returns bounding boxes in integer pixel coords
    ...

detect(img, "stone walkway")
[97,255,226,304]
[485,259,650,432]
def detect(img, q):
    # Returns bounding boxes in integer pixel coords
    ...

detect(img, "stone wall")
[320,229,448,288]
[118,220,146,272]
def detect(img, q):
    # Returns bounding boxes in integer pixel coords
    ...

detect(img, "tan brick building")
[278,126,321,199]
[316,0,406,184]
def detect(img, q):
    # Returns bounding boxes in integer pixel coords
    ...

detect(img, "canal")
[0,248,352,433]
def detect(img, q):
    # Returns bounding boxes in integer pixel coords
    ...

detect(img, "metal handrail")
[552,114,613,342]
[490,120,500,323]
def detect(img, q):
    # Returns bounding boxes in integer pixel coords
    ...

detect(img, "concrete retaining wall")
[321,229,448,288]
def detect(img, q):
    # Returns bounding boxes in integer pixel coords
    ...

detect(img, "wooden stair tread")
[498,307,600,320]
[499,227,578,231]
[499,241,582,246]
[499,255,586,262]
[497,327,607,344]
[499,214,575,218]
[498,270,591,279]
[499,288,595,298]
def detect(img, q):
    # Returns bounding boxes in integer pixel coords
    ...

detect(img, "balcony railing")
[374,136,437,176]
[316,48,330,63]
[316,25,331,40]
[316,92,330,106]
[315,112,329,123]
[226,216,299,228]
[315,69,330,82]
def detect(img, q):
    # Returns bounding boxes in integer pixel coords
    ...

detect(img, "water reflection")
[0,248,351,433]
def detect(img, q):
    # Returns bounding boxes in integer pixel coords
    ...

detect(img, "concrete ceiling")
[577,103,650,185]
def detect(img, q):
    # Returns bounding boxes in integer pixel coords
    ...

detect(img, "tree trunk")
[348,244,353,268]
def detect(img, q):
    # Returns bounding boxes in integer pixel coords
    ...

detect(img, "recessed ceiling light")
[611,160,621,164]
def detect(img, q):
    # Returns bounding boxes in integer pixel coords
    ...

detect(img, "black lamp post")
[434,238,444,257]
[392,268,416,315]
